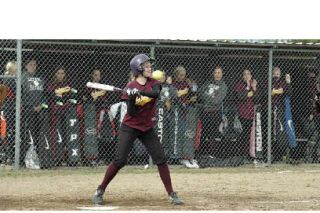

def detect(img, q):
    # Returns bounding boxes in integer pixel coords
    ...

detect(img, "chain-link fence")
[0,40,18,168]
[1,40,320,170]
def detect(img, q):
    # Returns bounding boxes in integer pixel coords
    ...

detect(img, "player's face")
[243,69,252,82]
[56,69,66,82]
[92,70,101,83]
[176,70,186,81]
[26,60,37,75]
[166,76,172,84]
[273,70,281,79]
[142,62,152,78]
[213,68,223,82]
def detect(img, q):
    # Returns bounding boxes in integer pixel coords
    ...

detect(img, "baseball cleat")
[93,187,105,205]
[168,192,184,205]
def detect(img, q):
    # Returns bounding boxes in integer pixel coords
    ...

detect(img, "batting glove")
[126,88,140,96]
[125,88,132,96]
[131,88,140,95]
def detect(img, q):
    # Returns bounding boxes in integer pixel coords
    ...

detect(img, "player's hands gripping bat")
[125,88,140,96]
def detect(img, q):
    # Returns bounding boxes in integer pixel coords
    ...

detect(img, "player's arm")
[126,95,136,116]
[237,89,252,100]
[284,83,292,97]
[186,85,197,102]
[139,84,161,98]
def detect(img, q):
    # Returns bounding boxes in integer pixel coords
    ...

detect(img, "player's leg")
[239,117,252,158]
[20,109,32,167]
[196,111,220,158]
[140,128,183,205]
[184,106,199,168]
[93,124,138,204]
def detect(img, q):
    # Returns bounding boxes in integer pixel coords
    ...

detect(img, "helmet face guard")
[130,54,154,76]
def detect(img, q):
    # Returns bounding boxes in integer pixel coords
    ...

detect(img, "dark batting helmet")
[130,54,154,76]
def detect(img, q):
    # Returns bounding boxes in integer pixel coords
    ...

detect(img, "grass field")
[1,164,320,211]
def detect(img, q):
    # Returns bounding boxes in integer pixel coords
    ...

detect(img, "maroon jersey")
[261,79,290,111]
[261,79,287,105]
[121,78,159,131]
[234,81,255,119]
[172,80,191,103]
[83,86,107,113]
[47,82,73,114]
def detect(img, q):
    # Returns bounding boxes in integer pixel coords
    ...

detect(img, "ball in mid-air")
[152,70,164,80]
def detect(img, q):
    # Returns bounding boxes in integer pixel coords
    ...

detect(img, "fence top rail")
[21,40,320,53]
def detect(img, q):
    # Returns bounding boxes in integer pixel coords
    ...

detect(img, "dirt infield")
[1,164,320,211]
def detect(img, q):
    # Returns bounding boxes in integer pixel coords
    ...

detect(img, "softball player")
[93,54,183,205]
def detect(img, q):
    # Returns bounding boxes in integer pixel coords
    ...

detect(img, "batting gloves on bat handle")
[126,88,140,96]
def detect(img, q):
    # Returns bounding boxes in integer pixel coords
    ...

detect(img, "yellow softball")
[152,70,164,80]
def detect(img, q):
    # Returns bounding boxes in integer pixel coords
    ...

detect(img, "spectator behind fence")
[302,113,320,163]
[1,61,17,165]
[172,65,198,168]
[261,67,293,162]
[234,69,258,161]
[306,72,320,164]
[196,67,228,160]
[83,69,120,165]
[159,72,177,112]
[82,69,107,112]
[20,59,46,167]
[307,72,317,114]
[172,66,190,104]
[47,66,73,166]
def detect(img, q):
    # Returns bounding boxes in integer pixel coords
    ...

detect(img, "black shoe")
[93,187,105,205]
[168,192,184,205]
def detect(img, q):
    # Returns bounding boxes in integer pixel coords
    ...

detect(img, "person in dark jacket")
[20,59,46,166]
[196,67,228,160]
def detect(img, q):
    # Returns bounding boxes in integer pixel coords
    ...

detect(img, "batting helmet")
[130,54,154,76]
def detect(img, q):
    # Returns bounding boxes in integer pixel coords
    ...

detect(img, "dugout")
[3,39,316,137]
[1,39,320,163]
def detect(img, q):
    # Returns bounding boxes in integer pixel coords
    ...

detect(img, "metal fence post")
[267,49,273,166]
[14,40,22,170]
[148,45,156,167]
